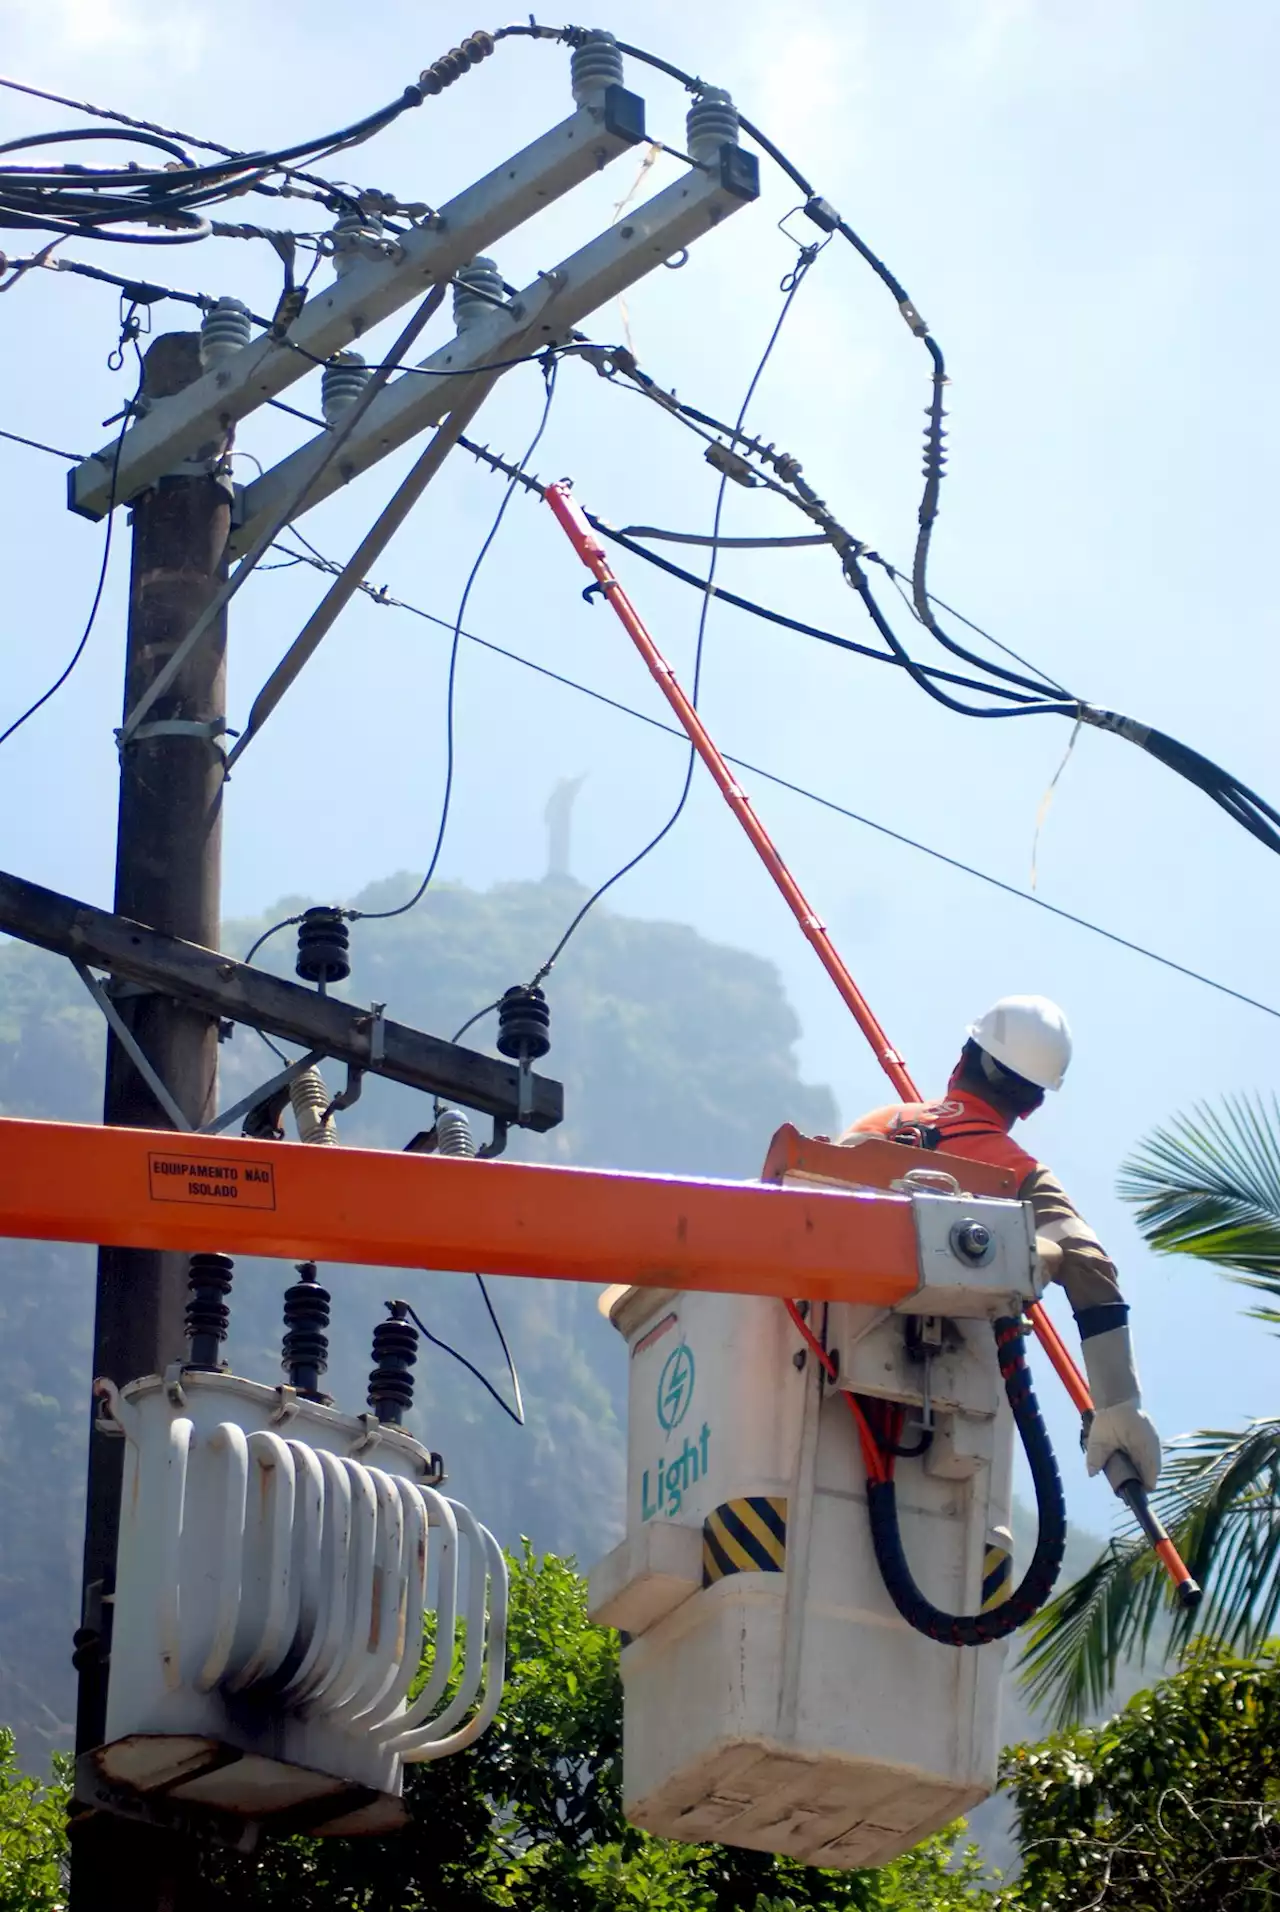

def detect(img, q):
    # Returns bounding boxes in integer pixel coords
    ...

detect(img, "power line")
[352,357,562,927]
[264,538,1280,1028]
[0,362,136,751]
[523,245,822,991]
[0,423,83,461]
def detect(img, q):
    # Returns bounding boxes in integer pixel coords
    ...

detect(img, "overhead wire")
[0,31,499,245]
[522,243,822,992]
[0,351,139,752]
[350,355,562,927]
[260,531,1280,1027]
[401,1294,524,1427]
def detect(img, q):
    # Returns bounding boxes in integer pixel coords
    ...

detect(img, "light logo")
[656,1344,695,1432]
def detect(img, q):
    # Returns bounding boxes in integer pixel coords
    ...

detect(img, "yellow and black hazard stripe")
[702,1496,787,1585]
[981,1540,1013,1611]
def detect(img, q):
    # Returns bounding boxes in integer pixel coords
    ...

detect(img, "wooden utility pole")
[70,330,229,1909]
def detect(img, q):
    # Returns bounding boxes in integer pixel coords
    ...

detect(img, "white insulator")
[199,297,252,370]
[452,257,506,331]
[435,1108,476,1157]
[571,30,624,106]
[331,209,387,278]
[290,1067,337,1145]
[686,86,740,168]
[321,351,371,424]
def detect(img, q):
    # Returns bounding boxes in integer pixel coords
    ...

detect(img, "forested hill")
[0,874,837,1761]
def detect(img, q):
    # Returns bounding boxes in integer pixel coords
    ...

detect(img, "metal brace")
[75,961,194,1132]
[203,1048,327,1137]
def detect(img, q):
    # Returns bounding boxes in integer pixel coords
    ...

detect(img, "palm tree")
[1018,1094,1280,1726]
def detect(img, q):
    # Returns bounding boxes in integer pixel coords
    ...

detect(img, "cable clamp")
[117,717,235,749]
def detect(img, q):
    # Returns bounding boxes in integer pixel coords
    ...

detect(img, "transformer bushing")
[322,351,371,424]
[185,1252,234,1370]
[368,1301,418,1425]
[453,257,506,331]
[282,1262,331,1400]
[571,29,624,106]
[199,297,252,370]
[687,87,740,168]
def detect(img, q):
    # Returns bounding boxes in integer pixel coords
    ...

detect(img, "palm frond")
[1018,1418,1280,1725]
[1018,1528,1162,1728]
[1118,1094,1280,1294]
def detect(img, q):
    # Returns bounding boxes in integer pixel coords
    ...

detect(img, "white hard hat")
[968,995,1073,1091]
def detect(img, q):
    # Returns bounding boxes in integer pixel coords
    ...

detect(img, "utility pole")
[70,329,229,1910]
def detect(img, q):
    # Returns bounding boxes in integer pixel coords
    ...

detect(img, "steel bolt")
[950,1219,995,1265]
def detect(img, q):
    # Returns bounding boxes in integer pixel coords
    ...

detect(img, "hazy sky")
[3,0,1278,1527]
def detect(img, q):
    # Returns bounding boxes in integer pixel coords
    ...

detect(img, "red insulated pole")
[544,480,1201,1613]
[544,483,918,1103]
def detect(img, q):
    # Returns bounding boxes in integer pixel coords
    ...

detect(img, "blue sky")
[3,0,1278,1527]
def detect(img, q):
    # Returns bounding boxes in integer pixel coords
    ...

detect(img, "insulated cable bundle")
[0,34,497,244]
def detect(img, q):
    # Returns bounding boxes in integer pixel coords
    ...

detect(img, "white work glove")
[1081,1322,1162,1492]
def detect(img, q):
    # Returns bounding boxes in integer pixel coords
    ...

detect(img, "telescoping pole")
[543,478,1200,1614]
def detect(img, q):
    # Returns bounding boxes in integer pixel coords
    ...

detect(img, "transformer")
[82,1366,505,1846]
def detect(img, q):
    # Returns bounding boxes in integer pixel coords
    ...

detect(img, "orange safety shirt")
[841,1088,1125,1329]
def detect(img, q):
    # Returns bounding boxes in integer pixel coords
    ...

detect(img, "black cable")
[451,431,1061,710]
[845,555,1076,721]
[265,539,1280,1023]
[402,1295,524,1427]
[351,357,561,927]
[243,914,305,967]
[0,72,358,203]
[525,250,819,989]
[866,1317,1066,1646]
[595,517,1049,707]
[0,357,136,751]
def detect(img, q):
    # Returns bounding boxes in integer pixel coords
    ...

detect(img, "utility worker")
[841,995,1161,1491]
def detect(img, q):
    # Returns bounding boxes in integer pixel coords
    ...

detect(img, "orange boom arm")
[0,1117,920,1306]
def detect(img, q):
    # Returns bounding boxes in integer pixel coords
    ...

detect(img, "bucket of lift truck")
[588,1125,1044,1871]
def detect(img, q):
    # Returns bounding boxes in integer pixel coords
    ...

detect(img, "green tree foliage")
[0,1730,69,1911]
[1002,1648,1280,1907]
[203,1548,990,1911]
[1020,1096,1280,1723]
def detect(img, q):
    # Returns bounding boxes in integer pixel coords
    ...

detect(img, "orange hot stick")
[545,480,1201,1612]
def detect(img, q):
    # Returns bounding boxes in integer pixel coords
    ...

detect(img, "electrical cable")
[402,1294,524,1426]
[457,421,1280,854]
[0,423,83,461]
[522,248,821,987]
[264,532,1280,1025]
[0,356,137,752]
[351,356,562,927]
[4,410,1268,1013]
[0,70,359,204]
[0,33,497,244]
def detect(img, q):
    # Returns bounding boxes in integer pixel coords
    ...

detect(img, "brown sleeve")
[1019,1165,1127,1319]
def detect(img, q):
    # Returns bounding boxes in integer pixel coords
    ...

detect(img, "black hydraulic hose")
[865,1316,1066,1646]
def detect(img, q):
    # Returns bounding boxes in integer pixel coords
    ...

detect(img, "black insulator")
[496,984,551,1061]
[368,1300,418,1425]
[185,1252,234,1371]
[296,905,351,985]
[282,1261,331,1400]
